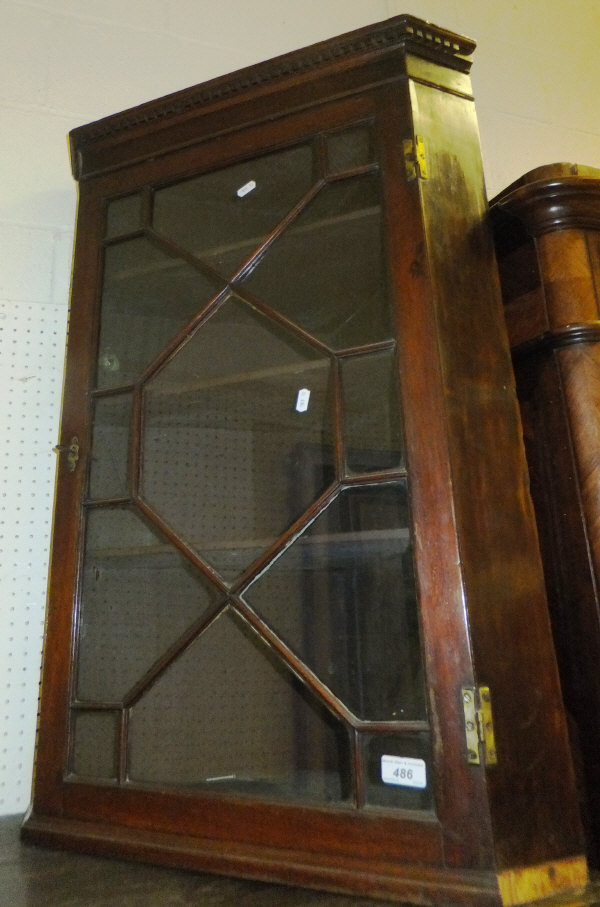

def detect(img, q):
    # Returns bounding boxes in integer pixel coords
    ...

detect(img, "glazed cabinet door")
[75,109,431,806]
[33,91,465,878]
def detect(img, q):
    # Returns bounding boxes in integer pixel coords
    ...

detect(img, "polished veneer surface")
[491,164,600,869]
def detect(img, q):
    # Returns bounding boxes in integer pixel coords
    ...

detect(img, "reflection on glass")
[71,711,119,780]
[140,295,335,583]
[242,174,392,350]
[326,125,374,174]
[153,144,314,277]
[341,349,404,474]
[129,607,351,803]
[76,507,222,702]
[244,483,426,721]
[88,393,132,500]
[97,237,222,389]
[363,732,433,811]
[79,132,432,814]
[105,193,142,238]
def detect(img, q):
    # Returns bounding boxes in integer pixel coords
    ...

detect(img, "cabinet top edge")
[490,170,600,243]
[490,162,600,204]
[68,14,475,165]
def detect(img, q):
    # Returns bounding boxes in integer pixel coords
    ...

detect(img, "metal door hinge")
[53,436,80,473]
[403,135,428,181]
[462,685,497,767]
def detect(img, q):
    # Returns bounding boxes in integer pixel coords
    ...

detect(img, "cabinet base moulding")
[21,814,588,906]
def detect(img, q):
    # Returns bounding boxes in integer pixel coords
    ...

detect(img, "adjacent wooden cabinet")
[491,164,600,868]
[22,17,588,905]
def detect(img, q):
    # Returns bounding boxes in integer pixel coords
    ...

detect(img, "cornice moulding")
[496,177,600,237]
[69,15,475,165]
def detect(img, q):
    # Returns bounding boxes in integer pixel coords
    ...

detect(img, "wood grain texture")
[491,166,600,868]
[537,231,600,328]
[558,344,600,596]
[498,857,588,907]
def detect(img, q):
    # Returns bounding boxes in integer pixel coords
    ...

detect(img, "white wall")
[1,0,599,817]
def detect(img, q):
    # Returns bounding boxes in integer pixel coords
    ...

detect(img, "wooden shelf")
[105,205,381,284]
[87,527,412,563]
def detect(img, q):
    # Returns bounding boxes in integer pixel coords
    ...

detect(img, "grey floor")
[3,814,600,907]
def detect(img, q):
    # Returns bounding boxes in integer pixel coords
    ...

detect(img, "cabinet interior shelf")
[145,358,333,397]
[107,204,381,282]
[87,527,412,562]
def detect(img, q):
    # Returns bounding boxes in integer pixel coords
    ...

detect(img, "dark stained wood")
[377,80,497,873]
[69,15,475,182]
[23,18,588,906]
[1,814,399,907]
[491,165,600,868]
[9,815,600,907]
[411,84,582,873]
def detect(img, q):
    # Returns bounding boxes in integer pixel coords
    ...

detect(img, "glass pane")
[129,607,351,804]
[71,711,119,780]
[140,295,335,583]
[97,237,223,389]
[88,393,132,500]
[242,174,392,350]
[105,193,142,238]
[76,507,222,702]
[341,349,404,474]
[244,483,426,721]
[153,144,314,278]
[327,125,374,174]
[363,733,433,811]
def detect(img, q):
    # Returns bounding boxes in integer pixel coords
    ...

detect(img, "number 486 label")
[381,755,427,789]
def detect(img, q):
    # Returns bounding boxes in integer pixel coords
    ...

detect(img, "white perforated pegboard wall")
[0,300,68,815]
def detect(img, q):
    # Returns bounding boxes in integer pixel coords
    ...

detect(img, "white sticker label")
[381,755,427,789]
[236,179,257,198]
[295,388,311,412]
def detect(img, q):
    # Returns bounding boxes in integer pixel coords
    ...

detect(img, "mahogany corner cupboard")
[22,16,589,905]
[490,163,600,869]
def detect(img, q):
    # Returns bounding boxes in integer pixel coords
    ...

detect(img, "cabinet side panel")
[377,83,498,871]
[412,79,585,868]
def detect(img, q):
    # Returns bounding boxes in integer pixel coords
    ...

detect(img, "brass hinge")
[53,436,80,473]
[462,685,497,767]
[403,135,428,181]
